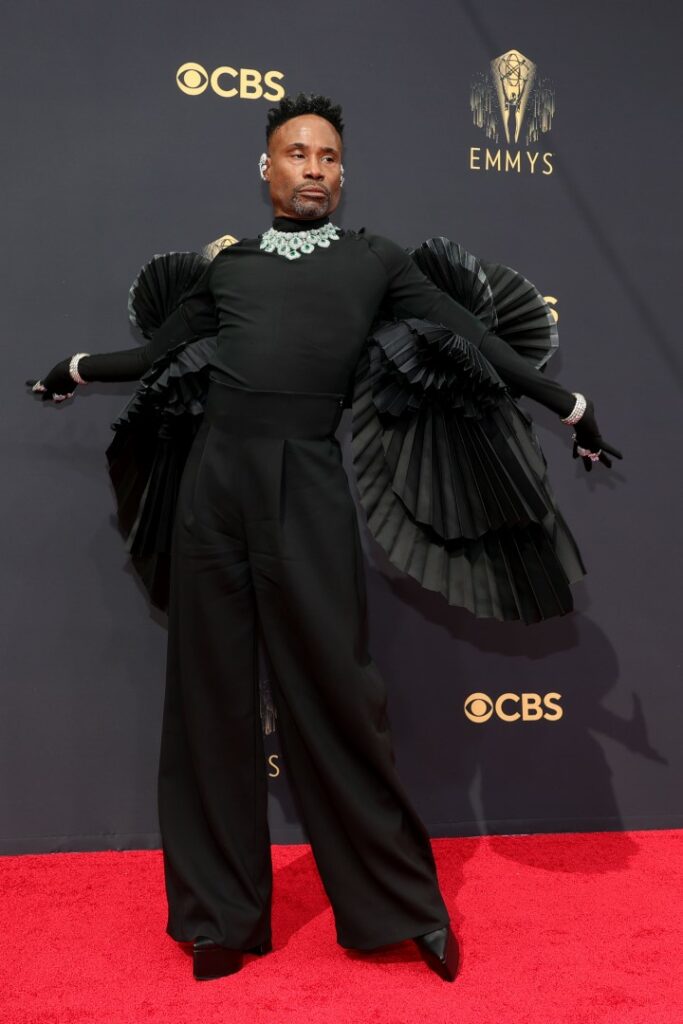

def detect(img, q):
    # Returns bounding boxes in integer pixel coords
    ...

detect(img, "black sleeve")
[477,332,575,417]
[366,232,576,418]
[78,261,219,383]
[366,231,490,345]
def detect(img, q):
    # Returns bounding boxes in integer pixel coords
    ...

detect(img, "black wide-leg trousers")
[157,373,449,951]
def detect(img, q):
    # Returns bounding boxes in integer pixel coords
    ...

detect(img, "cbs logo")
[464,691,563,723]
[176,63,285,100]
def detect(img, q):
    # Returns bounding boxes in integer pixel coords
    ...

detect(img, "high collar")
[271,214,331,232]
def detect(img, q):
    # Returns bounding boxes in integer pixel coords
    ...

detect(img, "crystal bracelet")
[560,392,586,425]
[69,352,91,385]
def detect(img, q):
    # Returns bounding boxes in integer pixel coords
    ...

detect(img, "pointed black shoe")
[192,936,272,980]
[413,925,459,981]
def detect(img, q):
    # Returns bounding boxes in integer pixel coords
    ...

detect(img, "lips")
[298,188,327,197]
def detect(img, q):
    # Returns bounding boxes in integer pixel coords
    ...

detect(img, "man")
[28,93,619,983]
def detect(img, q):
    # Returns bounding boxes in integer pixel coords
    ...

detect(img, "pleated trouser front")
[157,373,450,951]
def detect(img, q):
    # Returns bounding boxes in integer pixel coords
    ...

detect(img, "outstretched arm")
[367,232,622,469]
[27,262,218,398]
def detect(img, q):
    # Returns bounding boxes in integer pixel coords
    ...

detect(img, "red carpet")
[1,830,681,1024]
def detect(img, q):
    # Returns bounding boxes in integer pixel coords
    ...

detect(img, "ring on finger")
[576,444,601,461]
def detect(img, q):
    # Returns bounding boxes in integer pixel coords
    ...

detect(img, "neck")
[271,212,331,232]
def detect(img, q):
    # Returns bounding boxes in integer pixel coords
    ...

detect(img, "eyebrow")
[285,142,339,154]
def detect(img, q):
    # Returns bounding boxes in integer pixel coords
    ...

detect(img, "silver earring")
[340,163,345,188]
[259,152,268,181]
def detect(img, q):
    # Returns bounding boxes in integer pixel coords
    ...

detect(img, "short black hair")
[265,92,344,145]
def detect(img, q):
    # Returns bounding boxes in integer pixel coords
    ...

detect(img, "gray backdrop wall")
[3,0,681,854]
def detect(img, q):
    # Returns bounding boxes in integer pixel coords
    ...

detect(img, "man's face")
[263,114,343,220]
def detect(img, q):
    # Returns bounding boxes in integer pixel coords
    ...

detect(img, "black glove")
[571,397,623,472]
[26,358,78,402]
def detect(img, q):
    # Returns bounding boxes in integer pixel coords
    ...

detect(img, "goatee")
[290,192,330,219]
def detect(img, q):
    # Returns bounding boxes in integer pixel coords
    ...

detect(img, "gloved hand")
[26,358,77,402]
[572,397,623,472]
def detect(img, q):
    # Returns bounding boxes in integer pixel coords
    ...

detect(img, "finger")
[583,456,592,472]
[600,441,623,460]
[599,452,613,468]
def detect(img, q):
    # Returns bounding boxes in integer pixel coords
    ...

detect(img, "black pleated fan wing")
[127,251,211,338]
[409,236,558,370]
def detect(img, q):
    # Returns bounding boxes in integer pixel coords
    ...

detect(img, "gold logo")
[176,62,285,101]
[464,691,563,722]
[176,62,209,95]
[469,49,555,175]
[464,692,494,723]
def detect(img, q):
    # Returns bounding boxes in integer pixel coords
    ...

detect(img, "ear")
[258,152,270,182]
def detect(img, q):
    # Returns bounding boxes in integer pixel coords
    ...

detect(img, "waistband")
[205,373,346,438]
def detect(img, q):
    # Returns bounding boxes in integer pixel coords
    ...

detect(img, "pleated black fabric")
[409,236,559,371]
[127,251,211,338]
[350,334,585,623]
[106,233,585,623]
[106,335,219,609]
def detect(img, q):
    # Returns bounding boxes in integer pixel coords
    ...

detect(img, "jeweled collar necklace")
[260,214,341,260]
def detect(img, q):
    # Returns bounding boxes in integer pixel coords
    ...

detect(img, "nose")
[302,159,325,179]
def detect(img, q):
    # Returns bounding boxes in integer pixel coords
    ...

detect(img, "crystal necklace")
[259,221,341,260]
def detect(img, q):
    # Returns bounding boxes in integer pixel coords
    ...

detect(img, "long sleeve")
[367,232,576,418]
[79,262,219,383]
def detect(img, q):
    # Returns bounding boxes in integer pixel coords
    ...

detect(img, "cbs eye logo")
[176,63,285,100]
[464,691,563,723]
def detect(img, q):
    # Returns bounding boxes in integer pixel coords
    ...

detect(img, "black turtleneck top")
[79,215,575,417]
